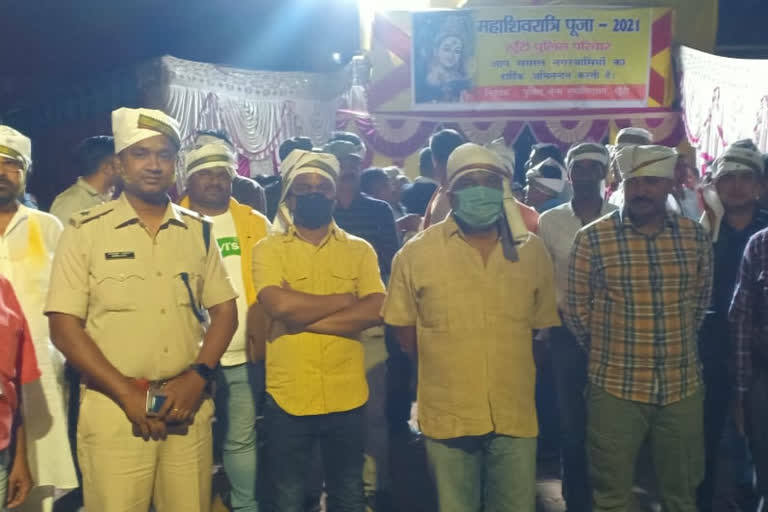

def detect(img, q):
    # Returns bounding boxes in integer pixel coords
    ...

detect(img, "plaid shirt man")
[565,209,713,405]
[730,227,768,397]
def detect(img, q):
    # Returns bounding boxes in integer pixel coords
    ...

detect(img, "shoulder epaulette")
[176,205,213,224]
[68,203,115,228]
[175,205,213,253]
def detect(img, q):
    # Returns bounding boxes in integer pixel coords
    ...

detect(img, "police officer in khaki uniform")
[45,107,238,512]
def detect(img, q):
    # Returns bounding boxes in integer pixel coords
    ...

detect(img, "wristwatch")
[189,363,216,381]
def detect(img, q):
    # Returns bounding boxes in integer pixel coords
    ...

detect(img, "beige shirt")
[50,177,111,225]
[383,218,560,440]
[45,194,238,381]
[0,205,62,344]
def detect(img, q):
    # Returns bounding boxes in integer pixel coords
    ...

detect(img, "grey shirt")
[50,177,111,224]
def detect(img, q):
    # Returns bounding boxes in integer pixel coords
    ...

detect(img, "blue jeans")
[425,434,537,512]
[262,395,365,512]
[384,326,412,433]
[215,363,265,512]
[362,327,390,497]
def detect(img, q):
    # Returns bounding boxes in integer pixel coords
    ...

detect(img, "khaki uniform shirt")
[44,194,238,381]
[383,217,560,440]
[50,177,112,225]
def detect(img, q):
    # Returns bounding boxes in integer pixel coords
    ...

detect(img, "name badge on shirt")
[105,251,135,260]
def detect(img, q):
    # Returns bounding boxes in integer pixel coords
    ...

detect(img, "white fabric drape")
[678,46,768,172]
[140,56,348,176]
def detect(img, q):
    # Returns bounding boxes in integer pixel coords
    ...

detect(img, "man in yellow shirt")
[383,143,560,511]
[252,149,385,512]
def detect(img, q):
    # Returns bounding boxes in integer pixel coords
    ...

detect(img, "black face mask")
[293,193,335,229]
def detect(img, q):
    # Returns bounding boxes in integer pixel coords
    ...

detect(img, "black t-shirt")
[333,193,401,281]
[701,208,768,362]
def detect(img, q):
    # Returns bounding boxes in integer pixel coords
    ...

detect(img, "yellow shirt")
[383,217,560,439]
[252,222,385,416]
[44,194,238,381]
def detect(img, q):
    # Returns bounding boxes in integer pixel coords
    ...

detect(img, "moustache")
[630,197,653,205]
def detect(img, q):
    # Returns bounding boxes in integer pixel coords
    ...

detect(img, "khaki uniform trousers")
[77,388,214,512]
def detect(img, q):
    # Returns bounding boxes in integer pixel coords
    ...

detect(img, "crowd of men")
[0,105,766,512]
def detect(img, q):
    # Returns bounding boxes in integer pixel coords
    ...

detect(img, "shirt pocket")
[92,262,146,312]
[330,264,357,296]
[173,271,204,307]
[493,273,536,323]
[416,280,459,329]
[283,269,310,293]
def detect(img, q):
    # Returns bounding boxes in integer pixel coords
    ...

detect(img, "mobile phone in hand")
[146,386,167,416]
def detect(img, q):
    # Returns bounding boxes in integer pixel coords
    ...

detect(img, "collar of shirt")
[4,204,31,238]
[112,193,188,230]
[442,216,502,249]
[75,177,108,200]
[618,208,678,234]
[444,215,473,241]
[563,199,616,220]
[719,208,768,240]
[283,220,348,245]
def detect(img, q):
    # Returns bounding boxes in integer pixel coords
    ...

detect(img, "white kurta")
[0,205,77,489]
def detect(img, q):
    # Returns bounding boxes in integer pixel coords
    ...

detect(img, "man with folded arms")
[254,149,385,512]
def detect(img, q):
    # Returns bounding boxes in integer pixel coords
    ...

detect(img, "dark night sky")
[0,0,765,113]
[0,0,361,113]
[717,0,768,49]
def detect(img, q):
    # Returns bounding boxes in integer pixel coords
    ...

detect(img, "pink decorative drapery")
[138,56,350,176]
[677,46,768,172]
[337,107,685,160]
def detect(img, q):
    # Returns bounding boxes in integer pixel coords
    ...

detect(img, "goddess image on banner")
[410,6,668,110]
[413,11,476,104]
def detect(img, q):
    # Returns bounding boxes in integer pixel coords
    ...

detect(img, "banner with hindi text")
[410,6,673,110]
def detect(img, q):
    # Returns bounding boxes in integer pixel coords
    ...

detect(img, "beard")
[0,179,22,206]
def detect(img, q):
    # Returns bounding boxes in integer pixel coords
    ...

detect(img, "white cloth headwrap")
[713,145,764,179]
[275,150,339,234]
[185,143,237,179]
[700,144,765,242]
[615,145,678,181]
[526,157,567,195]
[485,138,516,175]
[0,126,31,173]
[607,128,654,187]
[194,134,233,149]
[566,142,610,171]
[615,127,653,145]
[446,143,530,255]
[111,107,181,154]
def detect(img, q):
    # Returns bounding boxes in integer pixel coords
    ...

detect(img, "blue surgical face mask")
[453,185,504,228]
